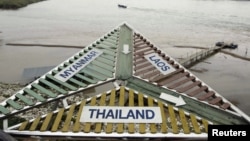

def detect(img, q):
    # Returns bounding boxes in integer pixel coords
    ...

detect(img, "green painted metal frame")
[0,28,119,120]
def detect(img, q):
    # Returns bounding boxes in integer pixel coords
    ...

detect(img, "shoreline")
[0,82,23,103]
[0,0,45,10]
[6,43,84,49]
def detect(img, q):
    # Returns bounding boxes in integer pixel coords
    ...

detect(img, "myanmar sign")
[54,49,103,82]
[145,53,176,75]
[80,106,162,123]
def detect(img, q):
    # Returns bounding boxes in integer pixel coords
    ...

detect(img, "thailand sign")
[54,49,103,82]
[145,53,176,75]
[80,106,162,123]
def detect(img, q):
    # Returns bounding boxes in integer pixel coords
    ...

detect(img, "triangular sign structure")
[0,23,249,140]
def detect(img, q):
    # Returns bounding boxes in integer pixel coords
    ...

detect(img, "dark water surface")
[0,0,250,115]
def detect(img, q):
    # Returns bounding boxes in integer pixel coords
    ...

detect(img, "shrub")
[0,0,45,9]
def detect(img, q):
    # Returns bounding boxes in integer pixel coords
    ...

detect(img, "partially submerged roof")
[1,23,249,140]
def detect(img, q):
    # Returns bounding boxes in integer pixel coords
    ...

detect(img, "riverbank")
[0,0,45,9]
[6,43,84,49]
[0,83,22,103]
[0,81,91,129]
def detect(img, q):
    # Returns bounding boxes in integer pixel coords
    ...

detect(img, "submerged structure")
[0,23,249,140]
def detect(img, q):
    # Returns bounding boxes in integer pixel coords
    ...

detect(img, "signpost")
[80,106,162,123]
[54,49,103,82]
[122,44,130,54]
[145,53,176,75]
[160,92,186,106]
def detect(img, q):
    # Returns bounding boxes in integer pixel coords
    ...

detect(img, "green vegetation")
[0,0,45,9]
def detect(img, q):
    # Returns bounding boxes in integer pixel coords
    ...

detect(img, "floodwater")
[0,0,250,115]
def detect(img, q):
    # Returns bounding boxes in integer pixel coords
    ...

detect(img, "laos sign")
[54,49,103,82]
[80,106,162,123]
[145,53,176,75]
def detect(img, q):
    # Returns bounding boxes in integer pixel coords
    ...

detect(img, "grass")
[0,0,45,9]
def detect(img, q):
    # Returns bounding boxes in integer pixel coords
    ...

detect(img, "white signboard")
[80,106,162,123]
[54,49,103,82]
[144,53,176,75]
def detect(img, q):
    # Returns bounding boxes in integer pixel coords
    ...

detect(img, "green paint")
[126,77,249,124]
[115,24,133,80]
